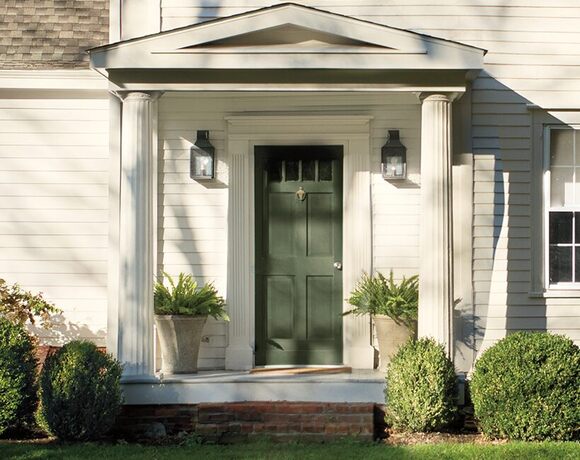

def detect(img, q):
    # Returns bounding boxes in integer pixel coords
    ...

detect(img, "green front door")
[255,146,343,366]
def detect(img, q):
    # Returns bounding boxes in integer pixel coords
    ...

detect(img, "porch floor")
[122,369,385,405]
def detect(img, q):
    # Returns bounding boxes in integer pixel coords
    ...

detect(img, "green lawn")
[1,440,579,460]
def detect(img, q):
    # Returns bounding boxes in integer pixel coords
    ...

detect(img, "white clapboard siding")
[0,92,109,345]
[158,91,421,368]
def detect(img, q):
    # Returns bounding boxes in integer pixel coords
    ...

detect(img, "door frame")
[224,115,375,370]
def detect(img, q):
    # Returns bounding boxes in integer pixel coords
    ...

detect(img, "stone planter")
[374,315,416,371]
[154,315,207,374]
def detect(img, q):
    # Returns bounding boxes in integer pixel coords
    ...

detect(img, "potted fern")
[154,273,228,374]
[345,271,418,371]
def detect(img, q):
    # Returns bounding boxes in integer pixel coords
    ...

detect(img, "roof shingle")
[0,0,109,69]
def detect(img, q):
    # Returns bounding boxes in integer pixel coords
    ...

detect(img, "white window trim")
[543,124,580,292]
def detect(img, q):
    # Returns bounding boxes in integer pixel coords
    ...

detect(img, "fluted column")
[118,91,156,378]
[418,93,456,355]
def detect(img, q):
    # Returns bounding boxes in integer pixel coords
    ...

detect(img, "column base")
[225,344,254,370]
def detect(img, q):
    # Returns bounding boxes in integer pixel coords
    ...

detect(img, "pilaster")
[225,140,254,370]
[343,138,375,369]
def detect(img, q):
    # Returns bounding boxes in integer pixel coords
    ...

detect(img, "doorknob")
[334,262,342,271]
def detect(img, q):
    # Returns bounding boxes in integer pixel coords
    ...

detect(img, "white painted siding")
[158,91,421,369]
[159,1,580,108]
[0,89,109,346]
[156,0,580,360]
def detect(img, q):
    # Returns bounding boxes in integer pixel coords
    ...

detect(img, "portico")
[89,3,484,389]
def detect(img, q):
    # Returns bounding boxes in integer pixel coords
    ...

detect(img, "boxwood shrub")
[38,340,123,441]
[0,318,37,435]
[470,332,580,441]
[385,337,457,432]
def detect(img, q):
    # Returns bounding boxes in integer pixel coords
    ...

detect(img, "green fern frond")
[346,270,418,325]
[153,272,228,321]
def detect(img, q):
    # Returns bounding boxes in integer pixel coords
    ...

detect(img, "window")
[545,127,580,286]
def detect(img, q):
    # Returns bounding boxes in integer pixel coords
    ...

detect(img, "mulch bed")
[382,429,506,446]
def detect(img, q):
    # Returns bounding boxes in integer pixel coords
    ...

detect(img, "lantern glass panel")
[390,156,404,176]
[191,149,214,179]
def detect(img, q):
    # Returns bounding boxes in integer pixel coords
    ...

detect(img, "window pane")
[575,167,580,205]
[302,160,315,181]
[576,247,580,283]
[550,167,574,207]
[319,160,332,181]
[285,160,299,181]
[550,246,572,283]
[576,213,580,243]
[550,129,573,166]
[549,212,572,244]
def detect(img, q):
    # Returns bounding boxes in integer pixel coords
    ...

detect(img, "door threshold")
[250,366,352,376]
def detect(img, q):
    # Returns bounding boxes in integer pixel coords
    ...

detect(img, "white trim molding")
[225,115,375,370]
[0,70,108,90]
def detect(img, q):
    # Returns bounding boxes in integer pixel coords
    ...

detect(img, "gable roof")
[89,3,485,72]
[1,0,109,70]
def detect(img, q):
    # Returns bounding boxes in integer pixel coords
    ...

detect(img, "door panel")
[255,146,343,366]
[307,193,333,256]
[268,193,296,256]
[307,276,334,339]
[266,276,295,339]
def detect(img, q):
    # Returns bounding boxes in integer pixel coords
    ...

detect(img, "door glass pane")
[550,246,572,283]
[550,129,574,166]
[551,167,574,207]
[285,160,299,181]
[302,160,315,181]
[550,212,572,244]
[267,160,281,182]
[318,160,332,181]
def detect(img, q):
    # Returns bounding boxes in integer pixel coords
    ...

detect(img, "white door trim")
[224,115,375,370]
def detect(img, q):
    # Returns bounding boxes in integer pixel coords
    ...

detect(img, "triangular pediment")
[90,3,485,76]
[182,24,391,53]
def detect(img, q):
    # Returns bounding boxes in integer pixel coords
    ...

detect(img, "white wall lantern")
[191,130,215,180]
[381,130,407,180]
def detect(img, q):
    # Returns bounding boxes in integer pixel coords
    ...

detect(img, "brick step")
[117,402,383,442]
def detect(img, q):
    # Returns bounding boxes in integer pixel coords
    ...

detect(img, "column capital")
[417,92,462,104]
[111,90,163,102]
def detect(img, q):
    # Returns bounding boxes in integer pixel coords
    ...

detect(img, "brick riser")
[117,402,384,442]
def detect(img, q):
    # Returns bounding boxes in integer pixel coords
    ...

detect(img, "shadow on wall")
[28,315,107,347]
[450,74,580,368]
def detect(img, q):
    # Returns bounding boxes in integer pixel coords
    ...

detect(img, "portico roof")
[89,3,485,91]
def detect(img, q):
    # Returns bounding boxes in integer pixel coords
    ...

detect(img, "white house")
[1,1,580,418]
